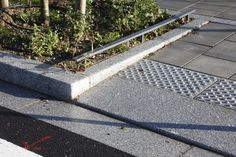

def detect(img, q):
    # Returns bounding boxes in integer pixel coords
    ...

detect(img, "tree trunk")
[40,0,50,26]
[27,0,32,7]
[0,0,9,8]
[74,0,86,14]
[80,0,86,14]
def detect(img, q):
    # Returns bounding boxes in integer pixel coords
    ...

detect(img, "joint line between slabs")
[181,46,212,67]
[193,79,219,99]
[178,146,194,157]
[228,73,236,80]
[178,0,201,12]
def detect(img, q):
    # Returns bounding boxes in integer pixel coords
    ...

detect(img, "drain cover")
[118,59,217,97]
[196,80,236,110]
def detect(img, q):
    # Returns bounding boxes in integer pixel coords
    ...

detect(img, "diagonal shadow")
[0,111,235,132]
[144,122,236,132]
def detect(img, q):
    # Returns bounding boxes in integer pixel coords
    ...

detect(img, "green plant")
[19,12,31,23]
[14,8,40,26]
[0,25,28,51]
[29,25,59,56]
[0,25,11,36]
[95,31,121,44]
[0,0,175,72]
[63,7,93,43]
[10,0,40,5]
[92,0,170,35]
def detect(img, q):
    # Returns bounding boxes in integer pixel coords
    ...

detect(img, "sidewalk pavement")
[1,1,236,157]
[156,0,236,20]
[0,80,221,157]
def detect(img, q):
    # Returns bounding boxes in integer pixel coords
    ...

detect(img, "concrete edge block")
[0,53,89,100]
[0,19,208,99]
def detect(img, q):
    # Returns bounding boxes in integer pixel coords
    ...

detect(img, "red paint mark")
[22,135,51,152]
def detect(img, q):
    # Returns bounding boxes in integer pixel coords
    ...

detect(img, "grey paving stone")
[204,40,236,62]
[230,74,236,81]
[199,1,236,7]
[217,7,236,20]
[182,147,222,157]
[181,23,235,46]
[185,55,236,78]
[226,34,236,42]
[191,3,230,12]
[79,76,236,156]
[0,81,45,110]
[157,0,193,10]
[19,99,192,157]
[172,10,236,26]
[189,8,221,17]
[148,41,210,66]
[189,2,230,17]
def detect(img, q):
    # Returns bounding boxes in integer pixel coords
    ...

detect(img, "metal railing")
[74,9,195,62]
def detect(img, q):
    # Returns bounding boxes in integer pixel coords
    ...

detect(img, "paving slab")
[191,3,230,12]
[185,55,236,78]
[226,34,236,42]
[0,81,46,111]
[204,40,236,62]
[188,8,221,17]
[198,1,236,7]
[217,7,236,21]
[181,22,236,46]
[170,10,236,26]
[157,0,236,18]
[230,74,236,81]
[188,2,231,17]
[157,0,194,11]
[19,99,192,157]
[78,76,236,156]
[148,41,210,66]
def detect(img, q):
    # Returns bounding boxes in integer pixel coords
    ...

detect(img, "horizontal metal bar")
[74,9,195,62]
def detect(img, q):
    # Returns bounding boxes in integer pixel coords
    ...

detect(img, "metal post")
[91,41,94,52]
[186,15,190,22]
[141,34,145,43]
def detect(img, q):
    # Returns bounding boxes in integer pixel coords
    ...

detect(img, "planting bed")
[0,0,181,72]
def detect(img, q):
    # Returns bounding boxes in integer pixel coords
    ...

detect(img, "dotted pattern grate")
[196,80,236,110]
[118,59,217,97]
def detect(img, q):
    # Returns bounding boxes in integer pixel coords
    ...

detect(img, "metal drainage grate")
[118,59,217,97]
[196,80,236,110]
